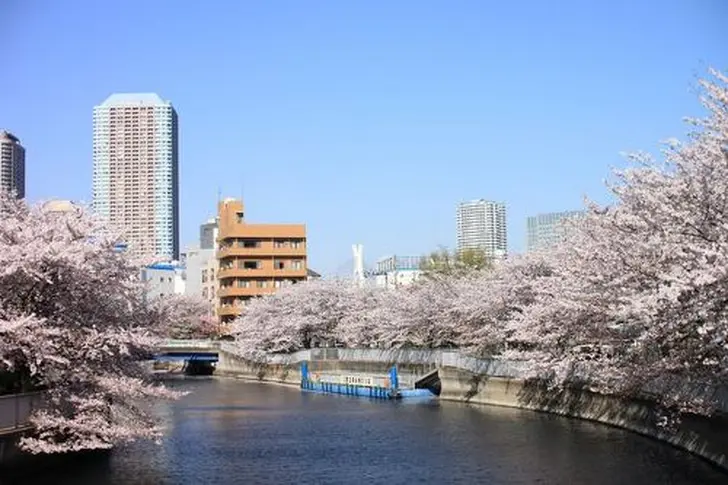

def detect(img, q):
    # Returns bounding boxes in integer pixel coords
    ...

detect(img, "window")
[236,211,244,223]
[292,240,303,249]
[275,260,285,270]
[236,279,251,288]
[292,260,303,270]
[243,261,260,270]
[202,288,208,298]
[239,239,260,248]
[256,280,268,288]
[273,239,289,248]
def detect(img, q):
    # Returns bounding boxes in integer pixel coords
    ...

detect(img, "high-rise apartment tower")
[0,130,25,199]
[92,93,179,261]
[456,199,507,258]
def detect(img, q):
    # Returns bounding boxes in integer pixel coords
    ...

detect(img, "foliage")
[419,246,492,278]
[228,69,728,421]
[0,197,181,454]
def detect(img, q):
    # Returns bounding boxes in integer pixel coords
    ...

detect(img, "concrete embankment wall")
[216,346,728,470]
[0,392,45,468]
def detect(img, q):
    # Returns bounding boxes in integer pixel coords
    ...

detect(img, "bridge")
[154,340,221,375]
[155,339,220,362]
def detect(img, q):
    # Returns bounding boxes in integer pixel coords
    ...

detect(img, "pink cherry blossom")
[0,196,183,454]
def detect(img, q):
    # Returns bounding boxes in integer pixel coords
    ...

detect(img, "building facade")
[141,262,186,299]
[373,255,423,289]
[184,219,219,317]
[526,210,584,252]
[456,199,507,258]
[199,219,217,250]
[216,198,307,323]
[92,93,179,262]
[0,130,25,199]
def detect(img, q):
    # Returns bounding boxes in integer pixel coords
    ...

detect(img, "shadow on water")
[3,378,727,485]
[0,449,114,485]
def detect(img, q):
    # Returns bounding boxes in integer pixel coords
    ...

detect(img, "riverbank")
[215,346,728,471]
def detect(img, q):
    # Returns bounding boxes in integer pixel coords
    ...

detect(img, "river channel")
[3,377,727,484]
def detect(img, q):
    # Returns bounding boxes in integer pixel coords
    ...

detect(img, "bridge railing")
[0,392,45,435]
[161,339,220,349]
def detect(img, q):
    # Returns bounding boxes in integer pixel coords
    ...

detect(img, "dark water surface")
[4,378,727,484]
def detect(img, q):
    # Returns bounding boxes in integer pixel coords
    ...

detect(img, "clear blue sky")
[1,1,726,275]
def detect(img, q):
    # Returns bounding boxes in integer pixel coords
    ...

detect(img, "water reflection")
[2,378,725,485]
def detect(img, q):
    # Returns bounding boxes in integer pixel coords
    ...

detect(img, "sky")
[1,1,726,275]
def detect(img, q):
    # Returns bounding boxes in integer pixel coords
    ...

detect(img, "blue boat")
[300,362,439,400]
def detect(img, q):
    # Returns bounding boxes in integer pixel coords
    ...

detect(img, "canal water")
[2,378,726,484]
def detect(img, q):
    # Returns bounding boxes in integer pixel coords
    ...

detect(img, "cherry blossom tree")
[511,69,728,416]
[149,294,219,340]
[373,278,461,349]
[229,279,360,357]
[0,196,181,454]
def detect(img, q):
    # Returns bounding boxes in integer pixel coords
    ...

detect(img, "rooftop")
[146,262,184,271]
[97,93,171,107]
[43,200,78,213]
[0,130,20,142]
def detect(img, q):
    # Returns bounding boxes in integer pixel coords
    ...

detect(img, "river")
[3,377,727,484]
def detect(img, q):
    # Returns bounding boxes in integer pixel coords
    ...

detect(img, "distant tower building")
[0,130,25,199]
[526,210,584,252]
[456,199,507,258]
[199,219,218,250]
[92,93,179,261]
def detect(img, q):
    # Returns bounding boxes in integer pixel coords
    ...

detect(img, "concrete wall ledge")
[215,347,728,472]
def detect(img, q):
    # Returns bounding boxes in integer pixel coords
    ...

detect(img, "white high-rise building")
[93,93,179,261]
[456,199,507,258]
[0,130,25,199]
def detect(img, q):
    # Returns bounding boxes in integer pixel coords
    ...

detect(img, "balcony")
[217,305,241,317]
[217,267,267,279]
[217,267,307,279]
[218,286,277,298]
[217,245,306,259]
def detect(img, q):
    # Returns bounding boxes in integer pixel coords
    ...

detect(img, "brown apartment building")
[216,198,307,323]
